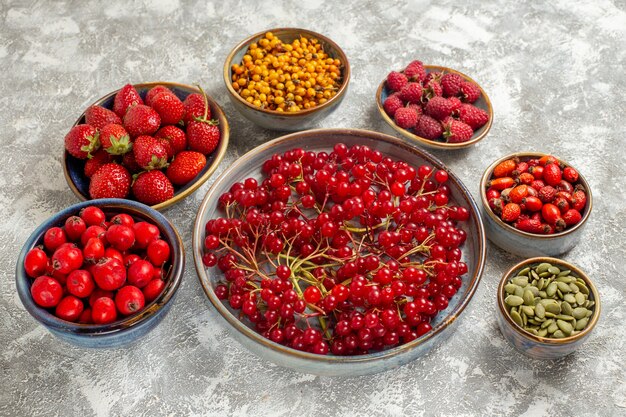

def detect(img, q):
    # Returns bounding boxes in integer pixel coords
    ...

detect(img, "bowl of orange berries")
[224,28,350,131]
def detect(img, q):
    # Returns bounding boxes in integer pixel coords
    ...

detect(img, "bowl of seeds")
[496,257,600,359]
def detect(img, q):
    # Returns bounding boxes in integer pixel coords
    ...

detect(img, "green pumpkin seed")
[538,291,547,298]
[564,294,577,304]
[526,328,539,336]
[541,319,554,329]
[538,328,548,337]
[561,301,573,316]
[546,282,558,297]
[535,303,546,318]
[573,307,588,320]
[575,282,590,295]
[557,289,564,299]
[538,271,551,278]
[547,322,559,333]
[528,286,540,296]
[530,270,540,280]
[522,312,528,326]
[556,276,574,283]
[523,290,535,306]
[585,300,595,309]
[537,278,546,290]
[505,295,524,307]
[569,283,580,293]
[512,277,529,287]
[518,267,531,276]
[575,293,586,305]
[536,263,552,274]
[521,306,535,317]
[555,314,575,321]
[544,312,556,318]
[557,282,572,293]
[557,320,573,335]
[527,318,541,326]
[545,302,561,315]
[505,283,519,294]
[510,310,523,327]
[548,266,561,275]
[553,330,566,338]
[514,286,524,297]
[585,310,593,318]
[558,269,571,277]
[575,317,589,330]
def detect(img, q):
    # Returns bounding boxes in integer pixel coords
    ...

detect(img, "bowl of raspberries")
[63,82,229,210]
[376,60,493,150]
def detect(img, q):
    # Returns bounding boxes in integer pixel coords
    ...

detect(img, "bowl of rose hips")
[16,199,184,347]
[193,128,486,376]
[224,29,350,131]
[63,82,229,210]
[480,153,592,257]
[376,61,493,150]
[496,257,600,359]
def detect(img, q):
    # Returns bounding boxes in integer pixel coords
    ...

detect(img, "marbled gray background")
[1,0,625,416]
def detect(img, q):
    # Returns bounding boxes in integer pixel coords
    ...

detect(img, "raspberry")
[443,120,473,143]
[424,71,444,85]
[423,80,443,100]
[383,94,403,117]
[394,107,419,129]
[458,104,489,129]
[424,96,454,121]
[415,115,443,140]
[460,81,481,103]
[386,71,408,92]
[407,103,423,115]
[448,97,462,113]
[404,60,426,82]
[399,83,423,104]
[441,73,464,97]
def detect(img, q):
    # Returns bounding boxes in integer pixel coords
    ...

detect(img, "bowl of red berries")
[480,152,592,257]
[63,82,229,210]
[16,199,184,347]
[193,128,486,376]
[376,61,493,150]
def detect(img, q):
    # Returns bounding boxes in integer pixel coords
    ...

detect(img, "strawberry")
[65,124,99,159]
[187,121,220,155]
[183,93,211,125]
[542,163,562,187]
[383,94,403,117]
[150,92,184,125]
[404,60,426,82]
[563,209,582,226]
[502,203,521,222]
[166,151,207,185]
[459,81,481,103]
[386,71,408,92]
[113,84,143,117]
[145,85,172,106]
[458,104,489,130]
[155,125,187,155]
[84,106,122,129]
[122,151,141,173]
[84,149,114,177]
[424,96,453,121]
[123,104,161,137]
[132,171,174,205]
[393,107,419,129]
[443,119,473,143]
[399,83,422,104]
[441,73,464,97]
[133,136,169,170]
[515,218,550,234]
[99,124,132,155]
[89,163,131,199]
[415,115,443,140]
[538,186,556,203]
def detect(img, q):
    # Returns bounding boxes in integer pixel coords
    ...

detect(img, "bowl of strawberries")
[376,60,493,150]
[480,152,592,257]
[63,82,229,210]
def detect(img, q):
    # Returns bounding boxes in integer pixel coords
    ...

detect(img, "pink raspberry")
[386,71,408,92]
[424,96,454,121]
[443,119,474,143]
[399,82,422,104]
[458,103,489,129]
[394,107,419,129]
[448,97,462,113]
[415,115,444,140]
[383,94,403,117]
[441,73,464,97]
[404,60,426,82]
[460,81,481,103]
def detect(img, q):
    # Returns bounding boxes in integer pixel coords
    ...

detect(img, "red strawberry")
[155,126,187,155]
[399,82,422,104]
[383,94,403,117]
[183,93,211,125]
[393,107,418,129]
[543,163,562,187]
[84,150,114,178]
[145,85,172,106]
[133,136,168,170]
[166,151,207,185]
[122,151,141,173]
[89,163,131,199]
[84,106,122,129]
[187,121,220,155]
[150,92,184,125]
[99,124,132,155]
[441,73,464,97]
[458,104,489,130]
[123,105,161,137]
[424,96,454,121]
[415,115,443,140]
[386,71,408,92]
[538,186,556,203]
[404,60,426,82]
[460,81,481,103]
[65,124,99,159]
[132,171,174,205]
[422,79,443,100]
[113,84,143,117]
[443,120,473,143]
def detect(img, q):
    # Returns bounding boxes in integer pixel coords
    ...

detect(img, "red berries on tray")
[486,155,588,234]
[23,206,171,324]
[64,84,222,206]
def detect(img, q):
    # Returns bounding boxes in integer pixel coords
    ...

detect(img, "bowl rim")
[62,81,230,211]
[497,256,601,345]
[375,65,493,150]
[479,151,593,239]
[223,27,351,117]
[193,127,487,363]
[15,198,185,334]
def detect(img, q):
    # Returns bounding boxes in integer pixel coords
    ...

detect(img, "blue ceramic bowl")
[223,28,350,131]
[63,82,230,210]
[480,152,593,257]
[496,257,600,360]
[376,65,493,150]
[15,199,184,348]
[193,128,487,376]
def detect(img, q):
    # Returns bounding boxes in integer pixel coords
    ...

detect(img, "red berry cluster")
[487,155,587,233]
[383,60,489,143]
[202,143,471,355]
[23,206,171,324]
[64,84,222,206]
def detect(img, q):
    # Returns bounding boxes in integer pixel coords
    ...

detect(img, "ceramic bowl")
[480,152,592,257]
[63,82,229,210]
[376,65,493,150]
[223,28,350,131]
[15,199,184,348]
[496,257,600,360]
[193,128,486,376]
